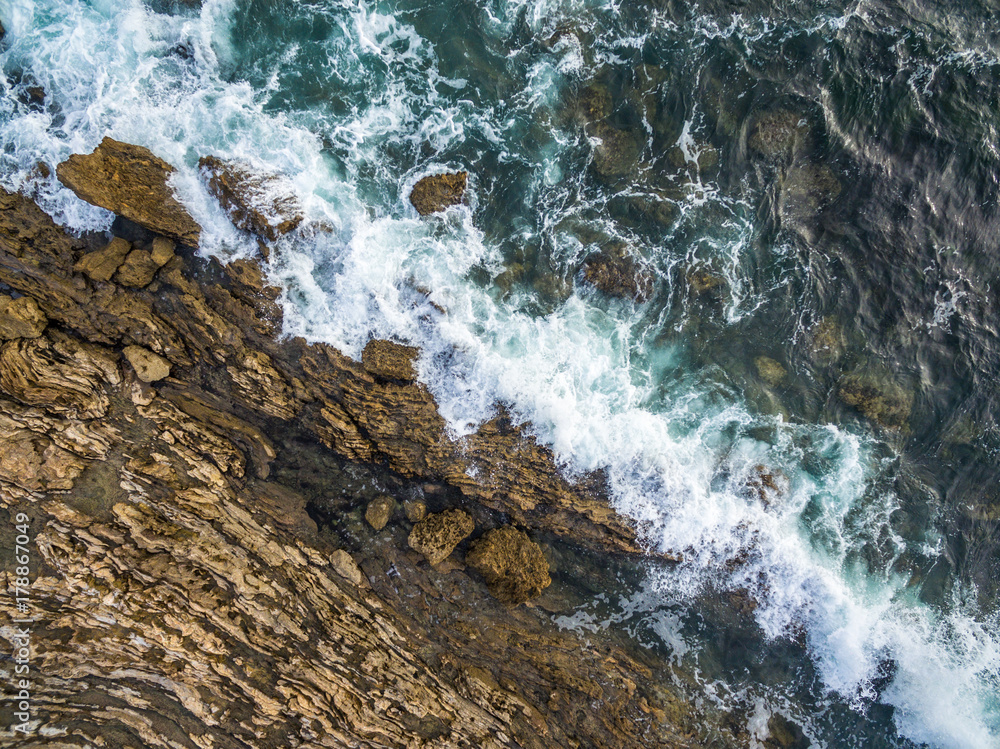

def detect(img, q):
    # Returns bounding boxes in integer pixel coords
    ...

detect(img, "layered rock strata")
[0,164,726,745]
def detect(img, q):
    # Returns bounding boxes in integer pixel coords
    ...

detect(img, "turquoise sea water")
[2,0,1000,745]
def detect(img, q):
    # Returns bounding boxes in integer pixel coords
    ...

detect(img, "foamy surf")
[2,0,998,746]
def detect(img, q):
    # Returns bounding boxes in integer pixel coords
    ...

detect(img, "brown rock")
[362,338,419,381]
[199,156,303,242]
[404,499,427,523]
[466,526,551,604]
[365,494,395,531]
[123,345,172,383]
[582,245,653,302]
[56,137,202,246]
[0,295,47,339]
[329,549,365,586]
[74,236,132,282]
[150,236,176,267]
[754,356,786,386]
[409,172,467,215]
[838,370,913,430]
[591,123,641,179]
[408,509,474,565]
[115,249,159,288]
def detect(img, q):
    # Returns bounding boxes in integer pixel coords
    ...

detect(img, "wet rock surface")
[582,244,654,302]
[467,526,552,604]
[362,337,419,381]
[409,171,468,215]
[0,166,737,746]
[408,509,475,565]
[199,155,304,241]
[56,137,202,246]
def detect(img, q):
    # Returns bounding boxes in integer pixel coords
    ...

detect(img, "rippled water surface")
[2,0,1000,745]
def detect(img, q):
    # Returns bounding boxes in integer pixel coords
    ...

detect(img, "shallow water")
[3,0,1000,745]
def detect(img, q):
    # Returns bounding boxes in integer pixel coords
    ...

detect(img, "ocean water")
[2,0,1000,745]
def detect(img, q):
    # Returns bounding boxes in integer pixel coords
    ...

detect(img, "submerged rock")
[754,356,787,386]
[466,526,551,604]
[123,345,171,383]
[408,509,474,565]
[56,137,202,247]
[365,494,395,531]
[809,317,846,363]
[362,338,419,382]
[838,370,913,430]
[582,244,654,302]
[404,499,427,523]
[590,122,642,179]
[0,295,47,340]
[73,236,132,282]
[199,155,303,242]
[748,110,809,160]
[409,172,467,215]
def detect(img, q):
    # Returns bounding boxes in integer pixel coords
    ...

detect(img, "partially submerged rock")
[199,155,303,242]
[408,509,474,565]
[123,345,172,383]
[362,338,418,381]
[409,172,467,215]
[0,295,47,340]
[583,244,654,302]
[810,317,846,363]
[466,526,551,604]
[365,494,395,531]
[838,370,913,430]
[56,137,202,246]
[74,236,132,282]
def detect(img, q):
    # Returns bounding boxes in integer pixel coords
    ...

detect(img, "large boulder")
[0,295,47,340]
[57,138,202,247]
[409,172,467,215]
[408,509,474,565]
[582,244,653,302]
[466,526,551,604]
[198,156,303,242]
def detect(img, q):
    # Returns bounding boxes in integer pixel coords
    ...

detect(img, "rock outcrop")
[408,509,475,565]
[199,155,304,241]
[0,295,47,339]
[409,171,468,215]
[467,526,552,604]
[0,155,740,747]
[56,137,202,246]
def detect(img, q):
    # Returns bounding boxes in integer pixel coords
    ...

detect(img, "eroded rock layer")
[0,184,726,747]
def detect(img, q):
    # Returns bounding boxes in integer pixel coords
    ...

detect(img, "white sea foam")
[2,1,998,746]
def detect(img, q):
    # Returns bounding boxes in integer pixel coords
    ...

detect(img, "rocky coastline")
[0,141,742,746]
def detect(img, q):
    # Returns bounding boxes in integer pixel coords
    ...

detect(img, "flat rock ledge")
[0,142,736,747]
